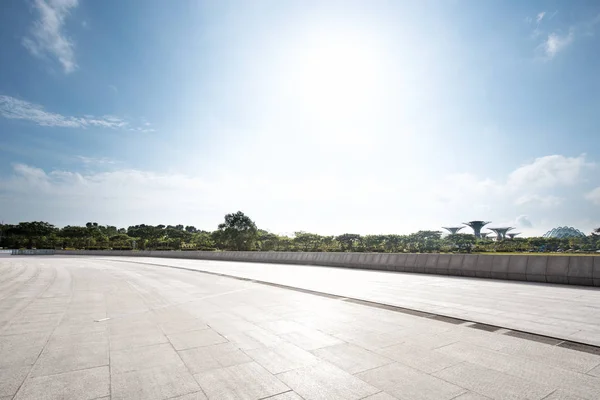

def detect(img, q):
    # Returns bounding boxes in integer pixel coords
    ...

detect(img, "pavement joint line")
[258,389,295,399]
[99,257,600,355]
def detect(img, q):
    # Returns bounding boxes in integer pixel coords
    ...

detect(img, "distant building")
[542,227,586,239]
[442,227,464,235]
[489,227,514,241]
[507,233,521,239]
[463,221,491,239]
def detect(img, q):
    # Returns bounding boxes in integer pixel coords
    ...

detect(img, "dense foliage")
[1,213,599,253]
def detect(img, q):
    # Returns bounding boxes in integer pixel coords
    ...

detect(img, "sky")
[1,0,599,237]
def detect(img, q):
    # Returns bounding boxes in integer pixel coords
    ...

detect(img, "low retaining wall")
[50,250,600,287]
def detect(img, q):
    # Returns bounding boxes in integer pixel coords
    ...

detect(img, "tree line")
[1,211,599,254]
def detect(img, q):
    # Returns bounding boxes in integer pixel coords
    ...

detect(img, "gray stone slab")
[433,361,554,400]
[374,343,462,373]
[424,254,439,274]
[462,254,479,278]
[245,342,319,374]
[0,345,43,368]
[159,319,210,335]
[392,253,408,272]
[267,391,304,400]
[31,342,109,377]
[312,343,393,374]
[448,254,465,276]
[111,342,184,374]
[491,255,510,280]
[507,255,528,281]
[0,366,30,397]
[15,366,109,400]
[404,253,418,273]
[356,362,466,400]
[167,328,228,350]
[412,254,429,274]
[567,256,594,286]
[110,329,169,351]
[474,255,493,278]
[279,327,344,350]
[170,391,208,400]
[435,254,451,275]
[178,342,252,374]
[593,256,600,287]
[452,392,492,400]
[278,361,379,400]
[527,255,548,283]
[224,328,283,350]
[545,256,570,284]
[362,393,398,400]
[112,364,200,400]
[194,362,289,400]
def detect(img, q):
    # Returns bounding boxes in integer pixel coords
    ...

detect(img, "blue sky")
[1,0,599,236]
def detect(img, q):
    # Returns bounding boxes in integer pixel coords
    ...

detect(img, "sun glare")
[280,29,385,120]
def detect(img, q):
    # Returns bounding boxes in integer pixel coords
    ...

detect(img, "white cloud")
[536,11,546,24]
[507,154,592,189]
[515,194,563,208]
[516,215,533,228]
[542,30,574,59]
[585,187,600,205]
[0,95,153,131]
[76,156,118,166]
[22,0,79,74]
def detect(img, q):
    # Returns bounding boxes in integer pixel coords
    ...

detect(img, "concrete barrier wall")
[52,250,600,287]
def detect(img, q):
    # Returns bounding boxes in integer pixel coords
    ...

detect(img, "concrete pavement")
[1,256,600,399]
[105,256,600,347]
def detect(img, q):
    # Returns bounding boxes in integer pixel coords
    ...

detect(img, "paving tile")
[498,340,600,373]
[588,364,600,377]
[436,342,600,400]
[31,342,109,377]
[542,390,587,400]
[375,343,462,373]
[159,318,209,335]
[168,328,228,350]
[267,391,304,399]
[179,342,252,374]
[112,364,200,400]
[452,392,492,400]
[362,392,399,400]
[170,391,208,400]
[259,320,306,335]
[278,361,380,400]
[0,346,42,368]
[194,361,289,400]
[0,332,49,353]
[0,366,30,397]
[45,330,108,350]
[434,361,555,400]
[111,342,184,373]
[333,328,408,351]
[245,342,319,374]
[224,328,283,350]
[14,365,109,400]
[280,327,344,350]
[312,343,394,374]
[110,329,169,351]
[356,362,466,400]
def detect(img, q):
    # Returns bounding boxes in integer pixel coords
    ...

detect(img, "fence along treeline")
[1,212,599,253]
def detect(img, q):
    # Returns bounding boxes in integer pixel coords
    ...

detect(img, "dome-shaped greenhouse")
[542,227,586,238]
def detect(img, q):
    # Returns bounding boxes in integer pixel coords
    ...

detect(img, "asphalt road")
[2,256,600,400]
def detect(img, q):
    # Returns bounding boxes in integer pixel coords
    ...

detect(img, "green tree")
[443,234,476,253]
[335,233,362,252]
[216,211,258,251]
